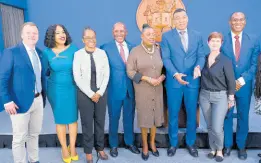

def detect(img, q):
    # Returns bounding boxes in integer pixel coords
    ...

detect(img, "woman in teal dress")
[43,24,78,163]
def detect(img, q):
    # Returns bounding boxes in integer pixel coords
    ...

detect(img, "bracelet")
[148,77,152,83]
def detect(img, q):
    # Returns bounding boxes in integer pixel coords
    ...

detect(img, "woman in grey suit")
[73,27,110,163]
[199,32,235,162]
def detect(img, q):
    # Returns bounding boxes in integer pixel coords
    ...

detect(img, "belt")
[204,88,224,92]
[35,93,41,98]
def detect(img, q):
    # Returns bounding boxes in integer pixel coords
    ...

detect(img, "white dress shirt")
[177,28,188,50]
[231,31,245,86]
[23,42,42,72]
[115,41,129,61]
[4,43,41,107]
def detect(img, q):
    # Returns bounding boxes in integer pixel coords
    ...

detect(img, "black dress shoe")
[149,148,159,157]
[110,147,118,157]
[223,148,231,157]
[187,145,198,157]
[141,152,149,161]
[167,147,177,157]
[207,152,216,159]
[258,153,261,157]
[215,155,224,162]
[126,145,140,154]
[238,149,247,160]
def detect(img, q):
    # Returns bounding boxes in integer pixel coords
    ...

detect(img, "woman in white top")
[73,27,110,163]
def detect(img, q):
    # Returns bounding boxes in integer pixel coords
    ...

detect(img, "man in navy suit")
[100,22,140,157]
[0,22,47,163]
[221,12,259,160]
[160,8,205,157]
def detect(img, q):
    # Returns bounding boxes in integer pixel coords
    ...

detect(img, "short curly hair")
[44,24,72,48]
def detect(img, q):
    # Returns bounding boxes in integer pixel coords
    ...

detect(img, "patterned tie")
[119,43,126,64]
[179,31,188,52]
[234,35,241,61]
[31,49,42,93]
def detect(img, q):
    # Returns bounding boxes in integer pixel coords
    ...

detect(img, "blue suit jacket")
[0,43,47,113]
[221,32,259,97]
[100,40,135,100]
[160,28,205,89]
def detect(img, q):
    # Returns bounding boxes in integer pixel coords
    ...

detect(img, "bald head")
[112,22,127,43]
[229,12,246,34]
[230,12,245,21]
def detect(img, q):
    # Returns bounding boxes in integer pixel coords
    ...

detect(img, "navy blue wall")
[0,0,26,9]
[19,0,261,50]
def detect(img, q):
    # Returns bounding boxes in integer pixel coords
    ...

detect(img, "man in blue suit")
[221,12,259,160]
[100,22,140,157]
[160,8,205,157]
[0,22,47,163]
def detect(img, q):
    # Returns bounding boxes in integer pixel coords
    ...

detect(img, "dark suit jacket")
[100,40,135,100]
[160,28,205,89]
[221,32,259,97]
[0,43,47,113]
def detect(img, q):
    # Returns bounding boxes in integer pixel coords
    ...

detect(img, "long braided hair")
[255,54,261,98]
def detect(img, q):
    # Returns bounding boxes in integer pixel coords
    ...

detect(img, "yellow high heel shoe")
[68,145,79,161]
[61,149,72,163]
[62,157,72,163]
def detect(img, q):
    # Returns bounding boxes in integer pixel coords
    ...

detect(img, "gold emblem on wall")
[136,0,186,42]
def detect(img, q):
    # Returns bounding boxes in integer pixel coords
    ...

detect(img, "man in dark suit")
[0,22,47,163]
[221,12,259,160]
[160,8,205,157]
[100,22,140,157]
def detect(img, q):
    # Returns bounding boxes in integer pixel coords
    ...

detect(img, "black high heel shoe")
[141,151,149,161]
[149,147,159,157]
[149,144,159,157]
[96,150,108,160]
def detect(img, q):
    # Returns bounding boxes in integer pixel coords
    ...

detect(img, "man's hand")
[91,93,101,103]
[5,102,19,115]
[193,65,201,79]
[174,73,189,85]
[236,80,242,91]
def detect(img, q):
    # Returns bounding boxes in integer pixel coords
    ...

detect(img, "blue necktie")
[31,49,42,93]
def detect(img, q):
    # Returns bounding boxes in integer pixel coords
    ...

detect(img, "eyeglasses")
[83,37,96,41]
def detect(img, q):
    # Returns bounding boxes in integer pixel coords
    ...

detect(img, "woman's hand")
[158,74,166,82]
[91,93,101,103]
[228,95,235,109]
[149,78,161,86]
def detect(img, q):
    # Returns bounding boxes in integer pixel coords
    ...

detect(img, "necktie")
[179,31,188,52]
[234,35,241,61]
[31,49,42,93]
[119,43,126,64]
[89,53,98,92]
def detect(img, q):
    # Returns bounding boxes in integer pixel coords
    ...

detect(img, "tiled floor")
[0,148,260,163]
